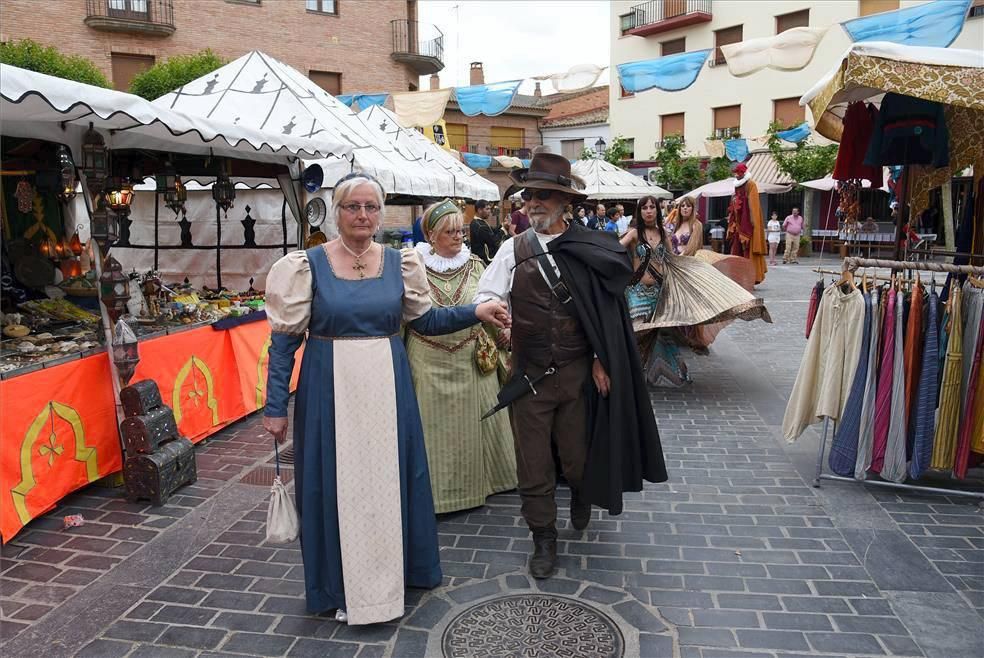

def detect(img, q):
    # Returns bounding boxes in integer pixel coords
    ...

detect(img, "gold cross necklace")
[338,238,374,279]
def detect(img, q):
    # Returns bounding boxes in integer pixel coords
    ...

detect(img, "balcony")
[85,0,175,36]
[390,20,444,75]
[621,0,712,37]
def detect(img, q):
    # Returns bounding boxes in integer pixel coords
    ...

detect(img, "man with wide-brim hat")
[474,152,667,579]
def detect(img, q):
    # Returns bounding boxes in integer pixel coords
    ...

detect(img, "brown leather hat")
[508,152,586,200]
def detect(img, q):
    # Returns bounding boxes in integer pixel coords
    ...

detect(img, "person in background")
[616,203,631,236]
[510,200,530,236]
[576,206,588,226]
[604,207,620,233]
[563,204,574,223]
[412,215,426,245]
[662,196,704,257]
[782,206,804,264]
[469,200,503,265]
[596,203,607,229]
[766,210,782,266]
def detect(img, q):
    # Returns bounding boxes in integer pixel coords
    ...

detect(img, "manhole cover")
[241,466,293,486]
[442,594,624,658]
[268,444,295,465]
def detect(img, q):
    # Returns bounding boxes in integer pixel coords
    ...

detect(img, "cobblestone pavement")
[1,259,982,658]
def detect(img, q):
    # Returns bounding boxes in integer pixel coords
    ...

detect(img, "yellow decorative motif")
[39,431,64,467]
[255,337,272,410]
[12,401,98,525]
[172,355,219,425]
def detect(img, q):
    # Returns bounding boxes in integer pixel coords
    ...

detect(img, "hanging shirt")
[832,102,882,184]
[881,299,909,483]
[783,285,865,441]
[954,313,984,479]
[871,288,897,473]
[864,92,949,168]
[910,290,940,479]
[855,288,882,479]
[931,286,964,471]
[828,291,873,477]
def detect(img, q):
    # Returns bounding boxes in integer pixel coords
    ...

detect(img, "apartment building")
[0,0,441,97]
[609,0,984,161]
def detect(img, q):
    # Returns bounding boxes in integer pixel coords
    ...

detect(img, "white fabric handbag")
[265,443,299,544]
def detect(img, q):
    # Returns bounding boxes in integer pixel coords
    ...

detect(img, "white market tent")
[800,175,885,191]
[154,51,490,200]
[571,159,672,200]
[357,105,499,201]
[683,177,792,199]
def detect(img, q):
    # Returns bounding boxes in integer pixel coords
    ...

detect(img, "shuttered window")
[561,139,585,160]
[665,0,686,18]
[714,25,743,65]
[858,0,899,17]
[309,70,341,96]
[111,53,154,91]
[661,113,685,140]
[446,123,468,151]
[661,37,686,56]
[713,105,741,138]
[776,9,809,33]
[490,126,524,155]
[773,98,805,128]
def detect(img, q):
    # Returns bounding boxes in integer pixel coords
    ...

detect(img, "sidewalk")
[1,258,982,658]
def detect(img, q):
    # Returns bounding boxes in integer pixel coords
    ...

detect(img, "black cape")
[548,222,668,515]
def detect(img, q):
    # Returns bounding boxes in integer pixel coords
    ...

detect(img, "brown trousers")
[509,356,592,530]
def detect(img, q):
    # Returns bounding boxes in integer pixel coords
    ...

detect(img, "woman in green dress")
[406,200,517,513]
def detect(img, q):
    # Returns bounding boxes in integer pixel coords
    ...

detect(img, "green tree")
[706,157,733,182]
[650,136,704,192]
[129,50,226,100]
[0,39,110,88]
[766,120,838,183]
[579,135,633,167]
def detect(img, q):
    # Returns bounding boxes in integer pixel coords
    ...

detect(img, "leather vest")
[511,232,590,369]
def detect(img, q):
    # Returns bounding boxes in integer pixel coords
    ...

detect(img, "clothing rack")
[811,257,984,500]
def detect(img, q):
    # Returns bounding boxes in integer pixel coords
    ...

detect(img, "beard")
[529,205,564,232]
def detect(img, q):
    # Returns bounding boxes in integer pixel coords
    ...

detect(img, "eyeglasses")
[520,189,555,201]
[340,203,381,215]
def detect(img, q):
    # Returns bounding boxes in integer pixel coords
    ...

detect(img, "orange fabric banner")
[226,320,303,413]
[0,354,122,542]
[130,326,246,443]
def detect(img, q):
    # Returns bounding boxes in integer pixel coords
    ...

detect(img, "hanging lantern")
[69,225,84,256]
[81,124,108,193]
[53,235,67,260]
[56,145,78,203]
[100,256,130,324]
[212,162,236,214]
[105,176,134,214]
[38,235,56,260]
[112,319,140,386]
[90,196,119,250]
[166,180,187,216]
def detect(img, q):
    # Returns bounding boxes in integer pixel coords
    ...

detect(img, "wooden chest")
[121,406,181,457]
[121,379,164,418]
[123,437,197,506]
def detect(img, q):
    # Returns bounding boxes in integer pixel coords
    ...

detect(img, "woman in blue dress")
[262,174,509,626]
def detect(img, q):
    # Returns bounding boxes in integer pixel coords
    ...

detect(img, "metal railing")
[622,0,712,31]
[85,0,174,27]
[391,20,444,63]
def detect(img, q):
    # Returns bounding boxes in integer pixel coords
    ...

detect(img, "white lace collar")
[415,242,472,273]
[735,172,751,188]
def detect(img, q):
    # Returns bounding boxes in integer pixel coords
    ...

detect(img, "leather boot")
[529,527,558,579]
[570,490,591,531]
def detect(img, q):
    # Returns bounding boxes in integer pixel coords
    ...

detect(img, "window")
[661,113,685,141]
[309,70,341,95]
[622,138,635,160]
[619,84,634,98]
[108,0,148,19]
[713,105,741,138]
[619,12,637,34]
[661,38,686,56]
[858,0,899,17]
[773,97,805,128]
[111,53,154,91]
[446,123,468,151]
[560,139,585,160]
[490,126,524,156]
[776,9,809,33]
[714,25,743,65]
[306,0,337,15]
[971,0,984,17]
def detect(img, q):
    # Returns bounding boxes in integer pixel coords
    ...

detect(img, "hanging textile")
[855,288,883,480]
[461,152,493,170]
[805,280,824,339]
[910,289,940,479]
[354,94,388,109]
[725,139,749,163]
[617,50,712,93]
[704,140,726,159]
[840,0,972,48]
[954,309,984,478]
[783,285,865,441]
[336,95,355,107]
[392,88,452,128]
[832,102,881,184]
[931,286,964,470]
[871,289,897,473]
[454,80,522,117]
[961,284,984,404]
[533,64,606,93]
[776,122,812,144]
[903,282,925,439]
[828,291,873,477]
[881,298,909,482]
[720,27,829,76]
[864,93,949,168]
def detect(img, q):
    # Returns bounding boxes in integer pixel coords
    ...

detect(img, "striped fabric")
[870,289,896,473]
[903,284,924,436]
[855,289,882,480]
[931,286,964,471]
[881,301,909,483]
[910,291,940,479]
[960,284,984,405]
[828,292,872,477]
[954,310,984,479]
